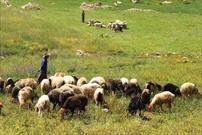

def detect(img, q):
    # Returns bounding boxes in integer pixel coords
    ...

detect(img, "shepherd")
[37,49,50,84]
[82,10,85,23]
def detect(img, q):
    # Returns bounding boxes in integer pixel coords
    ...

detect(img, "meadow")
[0,0,202,134]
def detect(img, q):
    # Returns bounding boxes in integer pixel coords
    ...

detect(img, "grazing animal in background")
[77,77,88,86]
[0,77,5,92]
[180,82,200,97]
[18,86,34,108]
[163,83,181,96]
[40,78,52,94]
[148,91,175,112]
[127,89,151,116]
[35,95,51,116]
[105,79,124,95]
[59,95,88,118]
[124,83,142,97]
[0,102,3,114]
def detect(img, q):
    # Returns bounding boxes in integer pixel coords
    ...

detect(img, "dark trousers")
[37,73,47,84]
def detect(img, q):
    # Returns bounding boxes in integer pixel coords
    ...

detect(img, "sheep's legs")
[167,102,172,112]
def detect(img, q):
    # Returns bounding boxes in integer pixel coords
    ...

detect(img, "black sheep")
[59,91,74,107]
[47,89,61,110]
[163,83,181,96]
[59,95,88,118]
[124,83,142,97]
[127,89,151,116]
[11,86,21,102]
[105,79,124,96]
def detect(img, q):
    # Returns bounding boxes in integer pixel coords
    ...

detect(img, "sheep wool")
[180,82,199,97]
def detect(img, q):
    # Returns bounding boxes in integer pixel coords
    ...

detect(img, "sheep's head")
[0,102,3,109]
[147,104,153,112]
[59,107,66,114]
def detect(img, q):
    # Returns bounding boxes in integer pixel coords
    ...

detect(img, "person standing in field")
[37,49,50,84]
[82,10,85,23]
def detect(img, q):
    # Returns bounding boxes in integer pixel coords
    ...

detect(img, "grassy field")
[0,0,202,134]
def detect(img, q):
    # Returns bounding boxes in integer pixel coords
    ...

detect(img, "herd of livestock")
[0,72,201,119]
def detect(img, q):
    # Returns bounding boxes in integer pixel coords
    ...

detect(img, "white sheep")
[15,78,37,89]
[64,84,83,94]
[130,78,139,86]
[94,88,105,106]
[180,82,200,97]
[148,91,175,112]
[18,86,34,108]
[51,76,64,88]
[89,76,106,87]
[77,77,88,86]
[63,75,77,85]
[120,77,129,86]
[34,95,51,116]
[40,79,52,94]
[80,83,101,98]
[59,84,74,93]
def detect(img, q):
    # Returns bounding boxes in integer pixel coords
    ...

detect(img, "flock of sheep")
[88,19,127,32]
[0,74,201,120]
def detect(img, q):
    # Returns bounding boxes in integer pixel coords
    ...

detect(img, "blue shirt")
[40,56,47,74]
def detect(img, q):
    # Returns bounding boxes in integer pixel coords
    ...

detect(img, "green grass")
[0,0,202,134]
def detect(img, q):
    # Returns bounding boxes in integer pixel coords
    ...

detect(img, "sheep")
[77,77,88,86]
[18,86,34,108]
[127,88,151,116]
[15,78,37,90]
[59,84,74,93]
[163,83,181,96]
[11,85,21,102]
[144,82,162,94]
[148,91,175,112]
[94,88,105,106]
[63,75,78,85]
[59,90,74,108]
[123,83,142,97]
[80,83,102,98]
[59,95,88,118]
[65,84,83,94]
[40,78,52,94]
[130,78,139,86]
[34,95,51,116]
[89,76,106,87]
[120,77,129,87]
[0,101,3,114]
[51,76,64,89]
[47,88,74,110]
[105,79,124,96]
[180,82,200,97]
[47,89,61,110]
[0,77,5,92]
[54,72,65,77]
